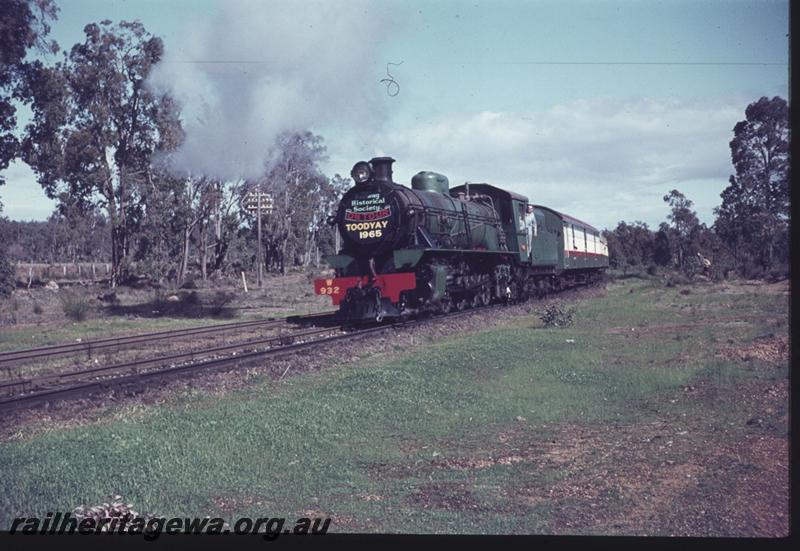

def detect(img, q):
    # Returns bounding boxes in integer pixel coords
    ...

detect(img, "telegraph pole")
[244,185,272,290]
[257,186,263,288]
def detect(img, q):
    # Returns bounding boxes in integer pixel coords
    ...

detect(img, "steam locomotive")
[314,157,608,322]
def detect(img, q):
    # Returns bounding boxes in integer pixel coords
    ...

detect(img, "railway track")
[0,311,335,367]
[0,278,605,414]
[0,305,493,414]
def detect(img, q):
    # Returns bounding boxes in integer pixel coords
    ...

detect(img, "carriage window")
[583,228,587,251]
[571,224,577,249]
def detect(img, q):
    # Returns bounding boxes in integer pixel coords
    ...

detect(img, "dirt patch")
[210,495,274,514]
[434,454,526,471]
[530,374,789,536]
[368,371,789,536]
[717,333,789,365]
[487,420,784,535]
[716,279,789,296]
[607,315,782,336]
[409,482,482,512]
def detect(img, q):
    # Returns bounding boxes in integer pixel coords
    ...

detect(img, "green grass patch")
[0,279,788,533]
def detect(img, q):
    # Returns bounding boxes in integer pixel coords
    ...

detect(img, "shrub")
[33,302,44,315]
[740,261,766,280]
[182,290,201,305]
[180,277,198,289]
[9,297,20,324]
[207,290,236,317]
[0,256,14,298]
[539,303,575,328]
[664,272,690,287]
[683,255,704,279]
[98,291,119,304]
[765,265,789,283]
[59,291,91,321]
[152,289,167,308]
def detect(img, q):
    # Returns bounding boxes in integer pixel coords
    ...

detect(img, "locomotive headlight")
[350,161,373,184]
[326,214,337,226]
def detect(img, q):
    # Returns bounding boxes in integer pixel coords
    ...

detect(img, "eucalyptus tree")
[259,131,331,274]
[0,0,58,194]
[21,20,181,287]
[714,96,789,275]
[603,221,655,274]
[663,190,700,270]
[0,0,58,295]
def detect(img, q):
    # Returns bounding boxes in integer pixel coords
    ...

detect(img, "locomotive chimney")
[370,156,395,184]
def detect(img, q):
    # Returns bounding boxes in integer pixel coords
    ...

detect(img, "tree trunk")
[179,226,191,285]
[213,203,226,273]
[199,219,208,281]
[107,191,121,288]
[280,233,288,275]
[118,169,129,285]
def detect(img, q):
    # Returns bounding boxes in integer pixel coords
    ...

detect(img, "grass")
[0,311,289,354]
[0,278,788,534]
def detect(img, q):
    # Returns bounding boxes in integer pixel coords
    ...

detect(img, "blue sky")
[0,0,789,230]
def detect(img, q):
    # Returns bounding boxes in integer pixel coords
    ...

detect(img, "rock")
[746,417,763,427]
[44,280,59,290]
[166,295,180,302]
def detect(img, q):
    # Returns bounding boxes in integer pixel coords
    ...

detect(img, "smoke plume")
[149,0,392,180]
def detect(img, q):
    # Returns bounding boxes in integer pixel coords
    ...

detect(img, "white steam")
[149,0,392,180]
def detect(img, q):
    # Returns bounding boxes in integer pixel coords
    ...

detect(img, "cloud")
[0,160,57,221]
[358,96,745,229]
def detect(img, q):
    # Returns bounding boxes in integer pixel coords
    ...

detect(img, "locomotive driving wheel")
[470,292,481,308]
[437,295,453,314]
[477,285,491,306]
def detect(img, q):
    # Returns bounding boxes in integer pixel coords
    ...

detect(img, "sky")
[0,0,790,230]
